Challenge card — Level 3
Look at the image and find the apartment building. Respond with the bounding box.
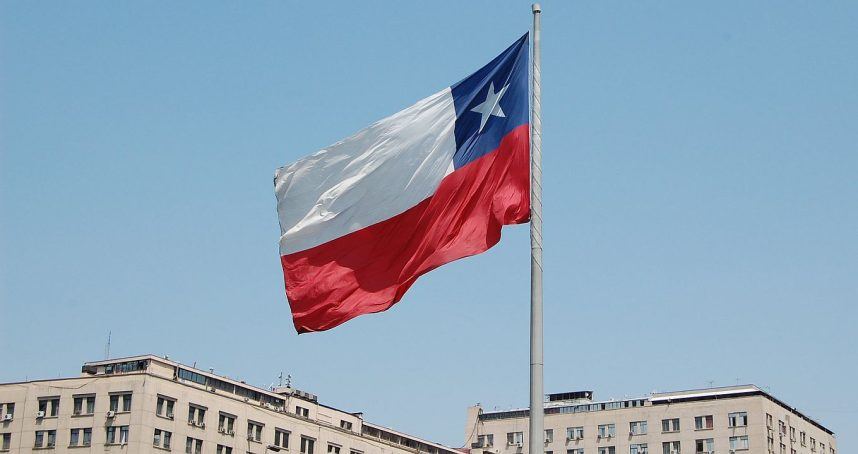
[0,354,459,454]
[464,386,835,454]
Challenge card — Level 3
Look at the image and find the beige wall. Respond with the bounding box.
[0,367,446,454]
[465,394,836,454]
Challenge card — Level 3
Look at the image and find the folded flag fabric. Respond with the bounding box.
[275,34,530,333]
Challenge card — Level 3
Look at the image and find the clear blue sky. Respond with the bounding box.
[2,0,856,450]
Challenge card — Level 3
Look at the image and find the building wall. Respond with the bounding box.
[465,394,836,454]
[0,364,447,454]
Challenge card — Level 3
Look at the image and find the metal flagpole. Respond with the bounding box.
[529,5,544,454]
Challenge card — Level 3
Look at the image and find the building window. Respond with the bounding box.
[778,421,786,436]
[296,406,310,418]
[780,443,787,454]
[38,398,60,417]
[629,421,647,436]
[69,428,92,447]
[340,420,353,431]
[106,425,129,445]
[109,393,132,413]
[72,395,95,416]
[545,429,554,443]
[154,429,172,449]
[799,432,806,446]
[789,427,795,442]
[598,447,616,454]
[0,403,14,419]
[478,434,494,448]
[766,413,773,428]
[567,450,584,454]
[247,422,263,442]
[507,432,524,446]
[630,444,647,454]
[1,433,10,451]
[810,437,817,452]
[157,396,176,419]
[728,412,748,428]
[598,424,616,438]
[35,430,56,448]
[219,413,236,435]
[695,438,714,454]
[328,444,342,454]
[661,419,680,433]
[188,405,206,427]
[185,437,203,454]
[217,445,233,454]
[791,449,796,454]
[567,427,584,440]
[274,429,290,449]
[730,436,749,451]
[662,441,680,454]
[694,415,713,430]
[301,436,315,454]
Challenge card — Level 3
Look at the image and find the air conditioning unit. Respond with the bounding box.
[515,442,523,448]
[36,411,46,418]
[106,410,116,418]
[228,430,235,436]
[167,412,174,419]
[629,432,635,437]
[1,414,12,421]
[544,438,551,444]
[200,422,206,429]
[218,427,226,434]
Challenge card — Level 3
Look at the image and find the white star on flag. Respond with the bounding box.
[470,81,510,132]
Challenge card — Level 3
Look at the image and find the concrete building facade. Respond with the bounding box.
[0,354,459,454]
[464,386,835,454]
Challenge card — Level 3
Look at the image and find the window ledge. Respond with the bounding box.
[33,447,56,450]
[662,430,680,434]
[68,445,92,449]
[70,413,94,418]
[695,428,714,431]
[156,414,175,421]
[153,445,172,451]
[248,439,262,444]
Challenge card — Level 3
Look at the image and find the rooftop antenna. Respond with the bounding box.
[707,380,715,388]
[278,371,284,387]
[104,331,112,359]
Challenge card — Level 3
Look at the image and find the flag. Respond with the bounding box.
[275,34,530,333]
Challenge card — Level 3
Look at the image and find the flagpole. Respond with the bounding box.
[529,5,544,454]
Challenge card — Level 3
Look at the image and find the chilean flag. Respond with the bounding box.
[275,34,530,333]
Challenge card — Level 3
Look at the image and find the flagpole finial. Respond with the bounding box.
[532,3,541,13]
